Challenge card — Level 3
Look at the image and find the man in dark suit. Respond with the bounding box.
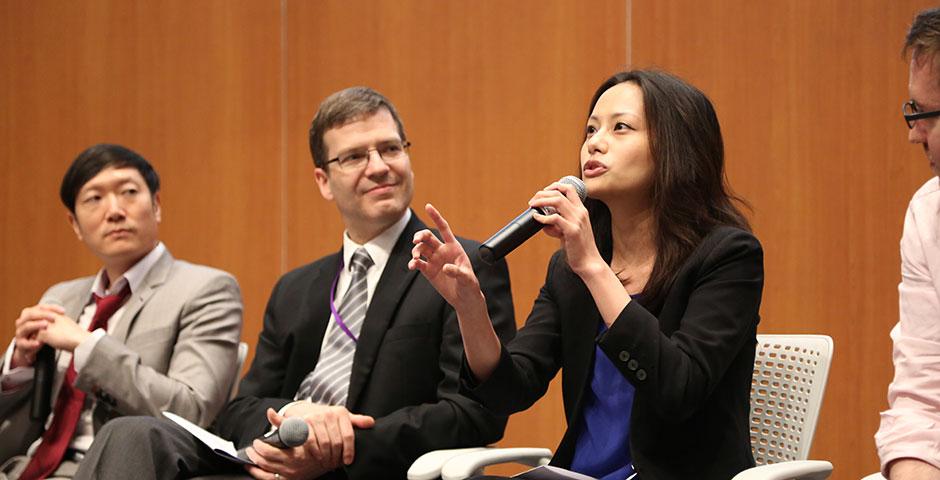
[75,87,515,480]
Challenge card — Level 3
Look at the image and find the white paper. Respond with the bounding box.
[162,411,254,465]
[513,465,598,480]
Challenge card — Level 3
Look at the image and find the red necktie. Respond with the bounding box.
[20,284,131,480]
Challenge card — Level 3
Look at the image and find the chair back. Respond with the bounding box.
[229,342,249,400]
[750,334,833,465]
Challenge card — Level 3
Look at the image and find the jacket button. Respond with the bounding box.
[627,359,639,371]
[636,369,647,381]
[618,350,630,362]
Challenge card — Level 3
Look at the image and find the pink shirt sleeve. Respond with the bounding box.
[877,179,940,474]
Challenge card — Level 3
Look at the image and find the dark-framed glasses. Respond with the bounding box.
[327,140,411,171]
[903,100,940,129]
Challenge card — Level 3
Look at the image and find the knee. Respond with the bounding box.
[97,416,165,445]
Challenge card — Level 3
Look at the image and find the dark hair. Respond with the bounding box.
[308,86,407,169]
[905,7,940,64]
[60,143,160,213]
[583,70,750,311]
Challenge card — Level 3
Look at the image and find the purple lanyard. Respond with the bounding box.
[329,258,359,343]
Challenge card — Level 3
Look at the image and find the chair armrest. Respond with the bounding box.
[407,447,489,480]
[441,447,553,480]
[860,473,886,480]
[731,460,833,480]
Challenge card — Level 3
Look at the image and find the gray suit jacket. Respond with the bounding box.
[0,249,243,463]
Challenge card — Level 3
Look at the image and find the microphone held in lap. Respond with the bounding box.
[31,298,63,421]
[236,416,309,462]
[30,346,54,420]
[260,416,309,448]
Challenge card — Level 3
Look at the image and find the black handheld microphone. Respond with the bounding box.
[479,176,587,264]
[236,416,309,462]
[31,298,62,421]
[30,345,54,420]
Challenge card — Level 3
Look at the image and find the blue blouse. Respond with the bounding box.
[569,322,636,480]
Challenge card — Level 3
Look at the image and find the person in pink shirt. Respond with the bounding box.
[876,7,940,480]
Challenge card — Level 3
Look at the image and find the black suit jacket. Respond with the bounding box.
[470,226,763,480]
[213,214,515,479]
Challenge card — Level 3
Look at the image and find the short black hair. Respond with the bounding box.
[60,144,160,213]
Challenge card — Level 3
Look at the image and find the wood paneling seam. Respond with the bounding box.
[625,0,632,67]
[280,0,289,274]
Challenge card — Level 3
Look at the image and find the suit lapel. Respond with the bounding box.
[551,271,604,465]
[60,284,91,322]
[285,254,338,394]
[561,269,601,427]
[110,250,174,343]
[345,215,423,409]
[47,278,96,403]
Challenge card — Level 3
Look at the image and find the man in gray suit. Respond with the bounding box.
[0,144,243,479]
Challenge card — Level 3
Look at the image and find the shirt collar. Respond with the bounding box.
[89,242,167,297]
[342,210,411,272]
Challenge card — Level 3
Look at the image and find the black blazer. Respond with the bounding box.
[470,226,763,480]
[214,214,516,479]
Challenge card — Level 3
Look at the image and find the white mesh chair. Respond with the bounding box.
[408,334,834,480]
[732,334,834,479]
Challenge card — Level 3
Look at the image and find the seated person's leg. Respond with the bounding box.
[74,417,244,480]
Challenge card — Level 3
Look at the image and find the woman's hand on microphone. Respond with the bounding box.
[529,181,606,279]
[409,203,485,315]
[531,182,631,328]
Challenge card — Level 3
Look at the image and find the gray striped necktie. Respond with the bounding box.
[295,247,374,405]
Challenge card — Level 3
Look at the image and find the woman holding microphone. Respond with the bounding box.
[409,70,763,480]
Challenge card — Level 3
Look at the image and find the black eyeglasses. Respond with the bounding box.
[326,140,411,172]
[903,100,940,129]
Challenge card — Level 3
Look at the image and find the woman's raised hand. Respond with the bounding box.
[408,203,485,314]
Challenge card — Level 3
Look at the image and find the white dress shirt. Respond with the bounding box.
[280,210,411,414]
[323,209,411,349]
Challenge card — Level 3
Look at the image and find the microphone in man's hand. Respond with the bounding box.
[31,298,62,421]
[30,346,54,420]
[478,176,588,264]
[259,417,309,448]
[236,416,309,462]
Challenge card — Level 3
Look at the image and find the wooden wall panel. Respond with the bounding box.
[631,1,938,477]
[22,0,931,477]
[0,1,283,368]
[2,1,629,473]
[283,0,627,472]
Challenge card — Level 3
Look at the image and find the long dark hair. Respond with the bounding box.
[583,70,750,311]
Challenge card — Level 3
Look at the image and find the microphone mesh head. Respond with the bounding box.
[560,175,587,201]
[278,417,309,447]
